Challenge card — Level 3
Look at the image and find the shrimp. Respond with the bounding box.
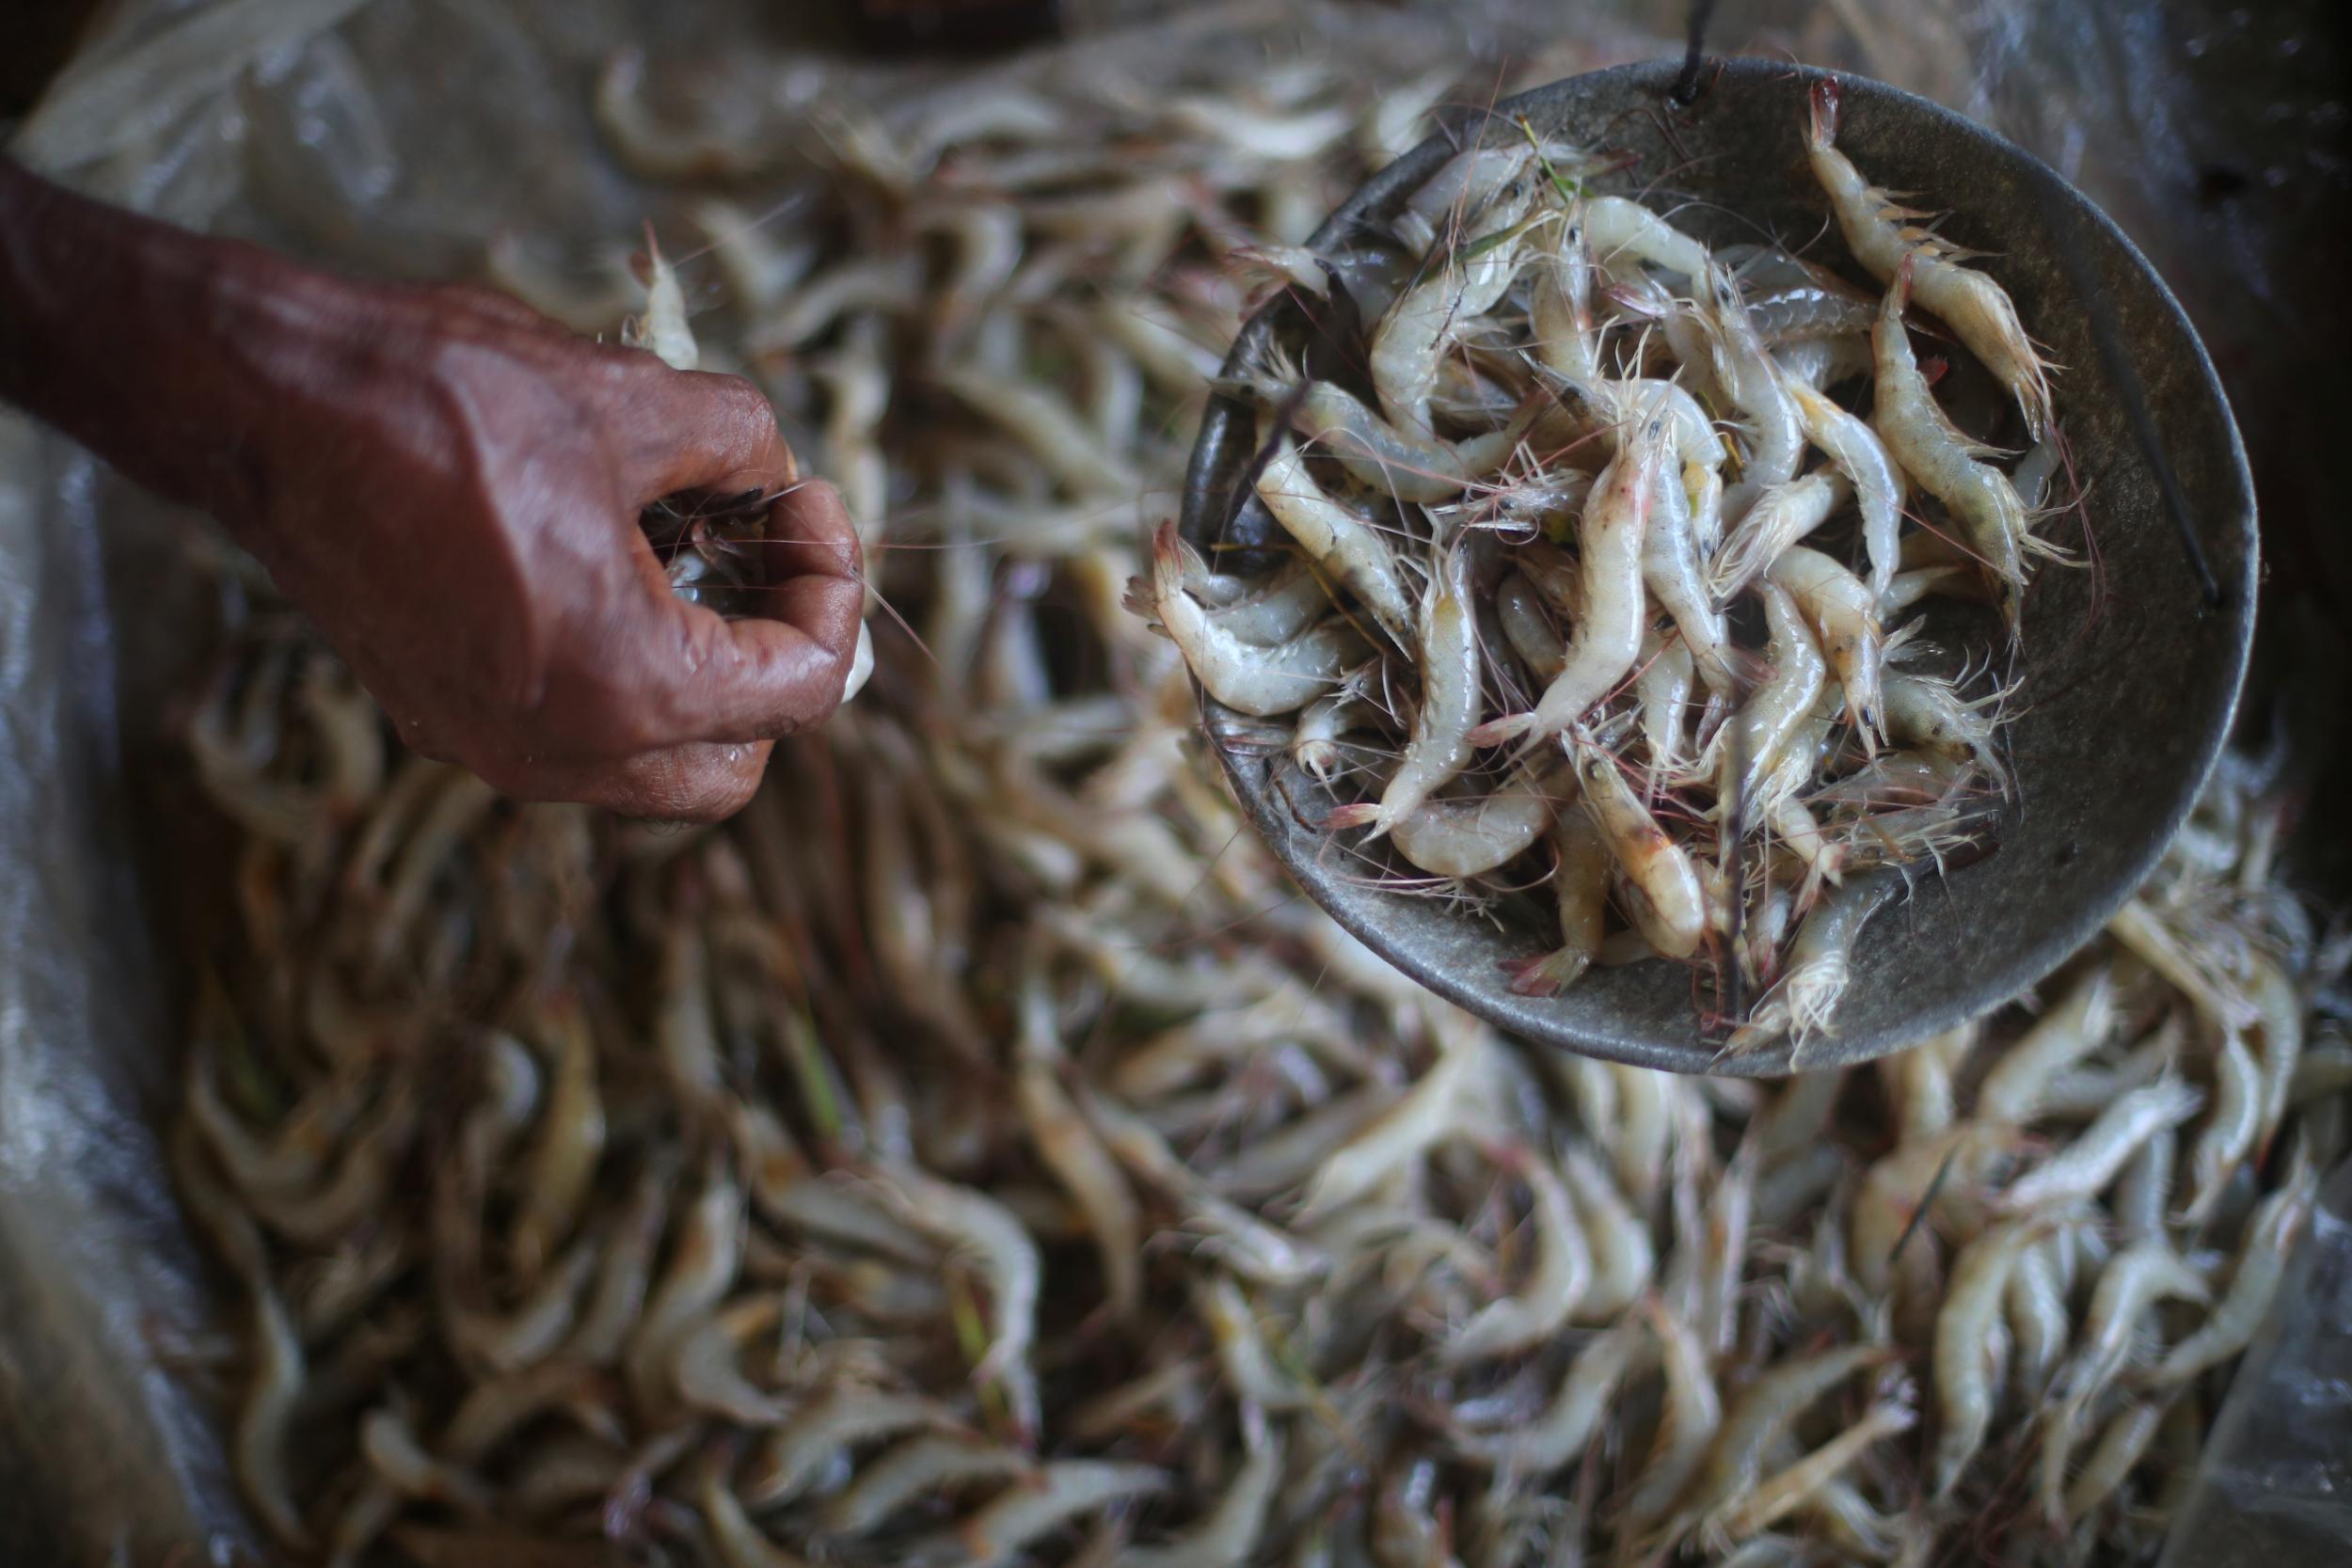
[1254,438,1417,642]
[1327,542,1483,837]
[1469,411,1666,752]
[1089,1097,1329,1289]
[1127,1409,1281,1568]
[1297,1023,1488,1220]
[2006,1240,2071,1398]
[1494,576,1566,689]
[2181,1031,2261,1224]
[740,1387,941,1510]
[1883,1025,1967,1141]
[1530,209,1600,382]
[2245,952,2303,1158]
[1388,763,1568,879]
[1194,562,1329,648]
[564,1161,670,1365]
[1528,366,1723,471]
[2149,1163,2318,1384]
[1620,1300,1723,1531]
[625,1165,744,1409]
[1444,1144,1591,1362]
[1871,260,2036,630]
[1372,201,1538,427]
[1708,471,1849,605]
[1997,1079,2202,1212]
[2059,1400,2163,1526]
[1851,1121,2012,1296]
[1881,671,2011,796]
[2106,899,2259,1033]
[1505,802,1611,996]
[1706,1401,1916,1546]
[1680,1344,1890,1525]
[867,1161,1042,1436]
[1560,1143,1655,1317]
[511,996,605,1281]
[824,1434,1035,1536]
[1773,333,1875,392]
[1014,1041,1143,1323]
[620,232,697,371]
[1767,546,1886,748]
[699,1466,813,1568]
[1806,80,2054,436]
[940,365,1139,497]
[1229,357,1521,503]
[1146,522,1367,718]
[1454,1320,1642,1473]
[1573,737,1706,959]
[1632,626,1698,786]
[2074,1240,2212,1394]
[1784,378,1906,603]
[931,1461,1170,1568]
[1726,869,1899,1061]
[1717,582,1828,817]
[235,1283,313,1549]
[358,1404,492,1512]
[1581,194,1711,278]
[1196,1275,1311,1413]
[1977,967,2118,1124]
[1292,666,1386,786]
[1931,1213,2056,1496]
[1643,437,1741,695]
[1700,261,1806,505]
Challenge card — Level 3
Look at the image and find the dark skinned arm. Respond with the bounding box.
[0,155,862,822]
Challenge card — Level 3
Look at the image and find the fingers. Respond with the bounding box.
[643,480,867,743]
[489,739,775,823]
[627,370,798,503]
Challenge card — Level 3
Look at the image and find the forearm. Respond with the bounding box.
[0,156,324,529]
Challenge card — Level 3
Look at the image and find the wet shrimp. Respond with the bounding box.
[1327,541,1483,838]
[1572,736,1706,959]
[1807,79,2055,436]
[1767,545,1887,748]
[1708,470,1851,604]
[1255,437,1418,642]
[1145,522,1368,718]
[1871,260,2037,631]
[1783,378,1906,603]
[1471,412,1668,752]
[1388,763,1569,879]
[1504,802,1611,997]
[2149,1163,2318,1384]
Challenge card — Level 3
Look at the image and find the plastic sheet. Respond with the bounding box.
[2,1,2344,1560]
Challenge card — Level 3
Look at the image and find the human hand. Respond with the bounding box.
[207,268,865,821]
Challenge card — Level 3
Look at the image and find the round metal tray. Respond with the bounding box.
[1178,57,2257,1075]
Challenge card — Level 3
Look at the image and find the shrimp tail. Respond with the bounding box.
[1806,78,1841,153]
[1470,712,1536,750]
[1501,949,1590,998]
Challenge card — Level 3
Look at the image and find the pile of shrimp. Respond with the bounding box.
[166,30,2342,1568]
[1158,79,2070,1055]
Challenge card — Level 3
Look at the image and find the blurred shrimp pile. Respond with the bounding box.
[168,34,2346,1568]
[1173,79,2066,1055]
